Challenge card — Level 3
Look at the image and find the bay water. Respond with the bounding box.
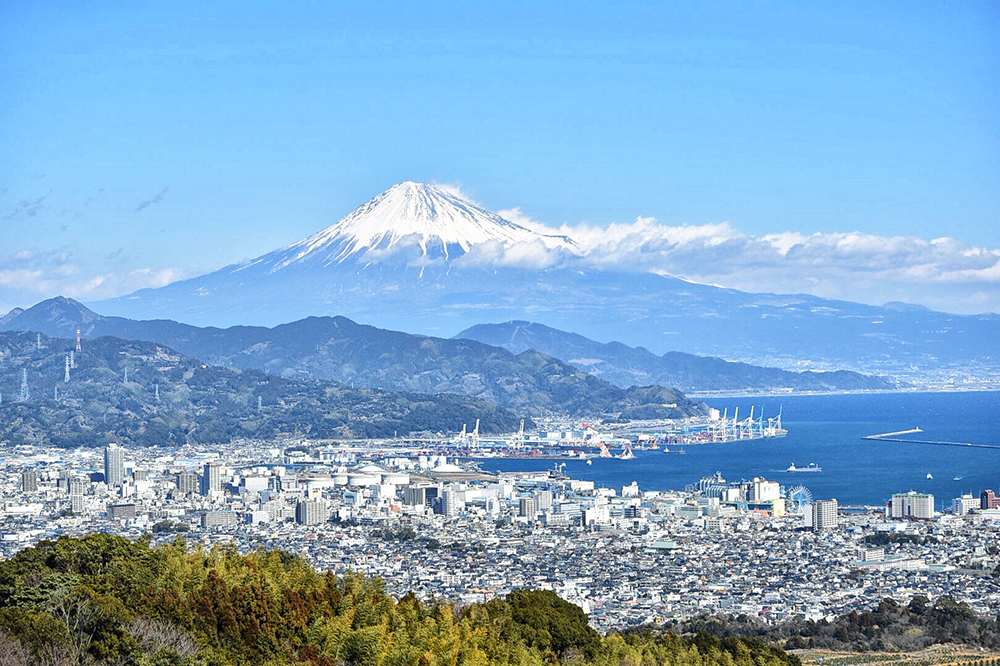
[478,391,1000,507]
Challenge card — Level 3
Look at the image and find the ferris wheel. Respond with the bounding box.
[786,485,814,514]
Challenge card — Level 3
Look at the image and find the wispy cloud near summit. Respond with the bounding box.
[491,203,1000,314]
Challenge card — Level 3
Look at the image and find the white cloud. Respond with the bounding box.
[0,268,45,290]
[458,238,570,270]
[4,189,997,316]
[0,248,187,312]
[496,207,549,233]
[431,181,468,199]
[483,207,1000,314]
[762,231,809,257]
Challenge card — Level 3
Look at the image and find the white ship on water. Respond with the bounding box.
[786,462,822,473]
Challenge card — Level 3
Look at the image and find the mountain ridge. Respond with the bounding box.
[1,298,710,419]
[81,181,1000,376]
[454,320,899,393]
[0,330,526,447]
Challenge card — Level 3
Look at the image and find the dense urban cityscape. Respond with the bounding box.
[3,436,998,633]
[4,4,998,663]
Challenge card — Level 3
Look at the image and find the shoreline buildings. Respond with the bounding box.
[1,440,998,630]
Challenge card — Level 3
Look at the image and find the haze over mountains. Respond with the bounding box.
[455,321,897,393]
[2,297,895,409]
[93,182,998,377]
[0,299,710,420]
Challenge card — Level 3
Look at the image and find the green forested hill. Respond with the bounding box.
[653,596,1000,652]
[3,298,712,419]
[0,331,524,447]
[0,534,802,666]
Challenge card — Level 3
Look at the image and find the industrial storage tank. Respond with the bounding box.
[347,473,380,487]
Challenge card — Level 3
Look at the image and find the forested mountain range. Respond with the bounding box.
[2,298,709,419]
[0,331,523,447]
[456,321,898,392]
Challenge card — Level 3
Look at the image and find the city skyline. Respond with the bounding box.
[2,430,997,635]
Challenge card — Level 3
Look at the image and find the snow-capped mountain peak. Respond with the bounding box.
[264,181,573,269]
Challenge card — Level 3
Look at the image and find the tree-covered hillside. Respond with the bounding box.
[3,299,712,418]
[0,534,803,666]
[651,596,1000,652]
[0,331,524,447]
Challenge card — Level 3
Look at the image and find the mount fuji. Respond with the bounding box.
[96,182,999,376]
[255,181,574,269]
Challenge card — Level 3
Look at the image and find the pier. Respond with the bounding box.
[865,427,923,438]
[862,428,1000,450]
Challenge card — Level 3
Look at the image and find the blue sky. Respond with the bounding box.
[2,1,998,314]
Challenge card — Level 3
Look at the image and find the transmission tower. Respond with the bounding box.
[64,354,71,383]
[19,369,29,402]
[75,328,82,353]
[36,333,42,350]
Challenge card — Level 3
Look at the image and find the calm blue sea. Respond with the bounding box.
[478,391,1000,508]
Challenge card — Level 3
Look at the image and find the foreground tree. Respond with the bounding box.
[0,534,803,666]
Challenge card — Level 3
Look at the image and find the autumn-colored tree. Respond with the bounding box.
[0,534,806,666]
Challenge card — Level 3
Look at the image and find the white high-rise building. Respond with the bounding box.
[890,491,934,519]
[104,444,125,488]
[812,499,838,531]
[200,461,221,496]
[440,488,463,517]
[750,477,781,502]
[175,472,198,495]
[951,494,979,515]
[21,470,38,493]
[295,500,328,525]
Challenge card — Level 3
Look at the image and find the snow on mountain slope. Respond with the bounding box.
[93,181,999,377]
[247,182,574,271]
